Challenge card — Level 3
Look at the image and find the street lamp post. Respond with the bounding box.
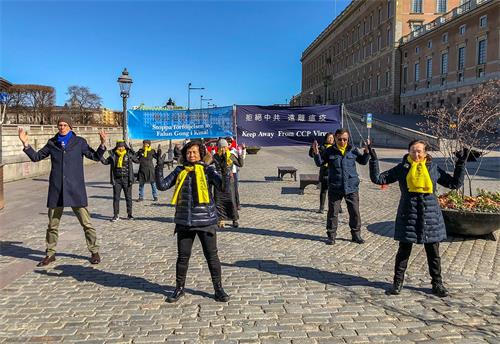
[117,68,133,141]
[200,95,213,113]
[187,82,204,110]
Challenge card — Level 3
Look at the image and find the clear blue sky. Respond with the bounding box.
[1,0,350,110]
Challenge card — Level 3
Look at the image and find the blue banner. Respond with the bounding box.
[128,106,234,140]
[235,105,342,146]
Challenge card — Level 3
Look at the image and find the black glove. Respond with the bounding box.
[368,145,378,160]
[455,147,470,163]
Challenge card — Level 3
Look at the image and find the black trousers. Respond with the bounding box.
[319,178,328,211]
[176,230,222,287]
[394,242,442,284]
[113,178,132,216]
[326,191,361,236]
[234,172,240,207]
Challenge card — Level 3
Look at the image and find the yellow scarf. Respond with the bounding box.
[143,146,152,157]
[406,156,433,193]
[171,164,210,205]
[116,149,127,168]
[337,144,347,156]
[323,144,332,166]
[218,149,233,166]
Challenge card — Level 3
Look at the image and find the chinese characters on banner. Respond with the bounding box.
[235,105,342,146]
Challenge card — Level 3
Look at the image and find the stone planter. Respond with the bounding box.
[441,208,499,238]
[246,147,261,155]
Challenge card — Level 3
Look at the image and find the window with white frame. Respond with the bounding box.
[479,15,487,28]
[427,40,432,49]
[426,58,432,79]
[441,52,448,74]
[436,0,447,13]
[414,62,420,82]
[442,32,448,43]
[459,24,466,35]
[458,46,465,70]
[416,46,420,53]
[477,38,487,64]
[387,0,392,18]
[412,0,423,13]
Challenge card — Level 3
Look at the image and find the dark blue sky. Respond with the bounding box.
[1,0,350,110]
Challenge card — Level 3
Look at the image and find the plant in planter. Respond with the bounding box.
[246,146,261,154]
[419,79,500,239]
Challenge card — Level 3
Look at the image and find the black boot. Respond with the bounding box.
[351,231,365,244]
[431,282,449,297]
[213,282,230,302]
[166,285,185,303]
[387,278,404,295]
[326,232,335,245]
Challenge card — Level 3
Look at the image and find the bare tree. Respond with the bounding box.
[66,86,102,125]
[419,79,500,196]
[6,85,55,124]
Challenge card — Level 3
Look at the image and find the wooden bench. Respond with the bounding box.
[299,174,319,194]
[277,166,297,181]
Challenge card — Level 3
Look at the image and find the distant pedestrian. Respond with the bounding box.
[228,137,246,210]
[309,132,334,213]
[101,140,139,221]
[136,140,158,202]
[212,139,244,228]
[155,141,230,303]
[18,117,107,266]
[368,140,467,297]
[312,128,370,245]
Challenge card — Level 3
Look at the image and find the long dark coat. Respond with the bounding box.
[314,144,369,194]
[156,162,223,228]
[136,148,157,184]
[23,133,105,208]
[309,144,329,182]
[101,149,139,185]
[369,154,465,244]
[212,153,243,221]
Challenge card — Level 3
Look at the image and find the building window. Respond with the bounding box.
[414,62,420,82]
[387,29,392,46]
[378,35,382,51]
[427,40,432,49]
[477,67,485,78]
[403,66,408,84]
[442,33,448,43]
[426,58,432,79]
[416,46,420,53]
[477,38,487,64]
[458,46,465,70]
[436,0,447,13]
[441,52,448,74]
[459,25,466,35]
[385,70,390,88]
[411,0,423,13]
[378,8,382,24]
[479,15,487,28]
[377,74,381,90]
[458,72,464,82]
[387,0,392,18]
[368,78,371,93]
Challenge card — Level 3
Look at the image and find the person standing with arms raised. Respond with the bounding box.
[312,128,370,245]
[18,117,107,266]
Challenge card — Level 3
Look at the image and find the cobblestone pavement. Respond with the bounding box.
[0,146,499,344]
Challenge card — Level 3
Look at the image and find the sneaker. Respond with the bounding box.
[127,215,135,220]
[110,215,119,222]
[232,221,239,228]
[153,197,158,202]
[137,198,144,202]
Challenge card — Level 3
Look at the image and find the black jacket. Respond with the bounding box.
[101,149,139,185]
[156,162,224,228]
[23,133,105,208]
[309,145,330,181]
[314,144,369,194]
[369,154,465,244]
[136,148,157,183]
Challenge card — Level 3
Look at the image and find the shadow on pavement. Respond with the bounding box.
[240,203,312,212]
[222,226,328,243]
[264,176,282,182]
[34,264,214,299]
[223,259,390,291]
[281,187,303,195]
[366,221,394,238]
[0,241,89,262]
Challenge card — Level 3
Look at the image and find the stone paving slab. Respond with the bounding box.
[0,146,499,343]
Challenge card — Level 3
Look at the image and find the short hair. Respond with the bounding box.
[181,141,207,162]
[335,128,350,136]
[323,132,335,142]
[408,139,428,151]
